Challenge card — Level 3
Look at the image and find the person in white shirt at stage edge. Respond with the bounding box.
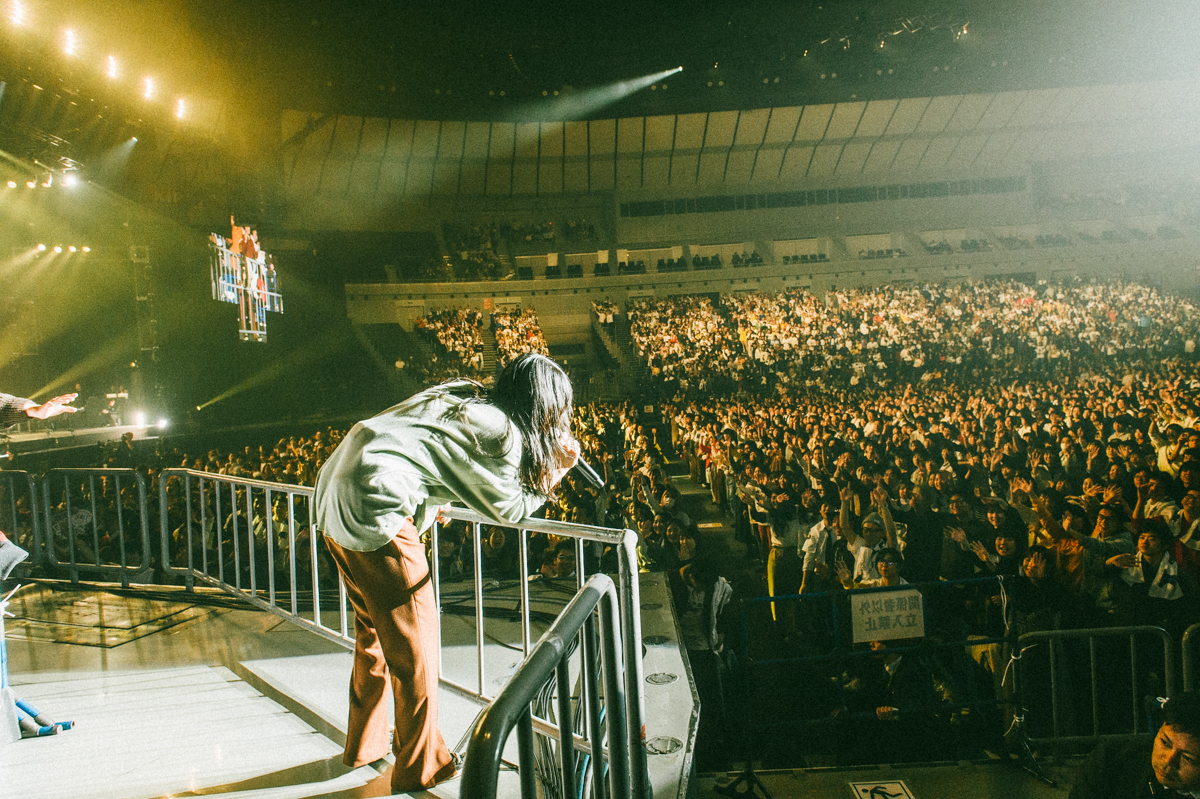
[314,353,580,793]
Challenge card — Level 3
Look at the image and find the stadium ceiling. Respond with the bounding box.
[277,80,1200,206]
[3,0,1200,220]
[5,0,1200,125]
[218,0,1200,120]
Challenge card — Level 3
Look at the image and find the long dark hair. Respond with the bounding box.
[491,353,574,497]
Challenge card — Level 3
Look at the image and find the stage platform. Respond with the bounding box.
[1,423,159,457]
[1,572,697,799]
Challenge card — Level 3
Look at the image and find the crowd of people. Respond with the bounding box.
[629,281,1200,399]
[492,307,549,366]
[409,305,552,375]
[414,308,486,376]
[592,300,618,325]
[640,278,1200,763]
[13,274,1200,772]
[442,224,509,282]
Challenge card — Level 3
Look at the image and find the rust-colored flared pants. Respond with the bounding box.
[325,523,455,792]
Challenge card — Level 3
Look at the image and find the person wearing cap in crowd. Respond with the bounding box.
[1069,693,1200,798]
[836,483,899,586]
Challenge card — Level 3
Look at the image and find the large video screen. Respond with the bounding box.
[208,217,283,342]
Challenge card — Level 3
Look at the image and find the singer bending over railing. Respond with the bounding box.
[312,353,582,793]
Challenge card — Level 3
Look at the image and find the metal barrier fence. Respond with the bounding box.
[0,470,40,569]
[1181,623,1200,692]
[734,577,1010,744]
[461,573,630,799]
[733,576,1179,762]
[40,468,153,587]
[1015,625,1176,749]
[155,468,651,799]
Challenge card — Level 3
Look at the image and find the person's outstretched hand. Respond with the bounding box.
[25,393,79,419]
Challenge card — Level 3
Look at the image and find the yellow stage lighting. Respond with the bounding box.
[143,77,154,100]
[107,55,118,79]
[53,245,62,253]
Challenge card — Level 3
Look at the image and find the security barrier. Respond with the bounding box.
[461,573,631,799]
[1178,622,1200,691]
[0,470,40,570]
[1015,625,1176,749]
[40,468,152,587]
[155,468,651,799]
[731,576,1177,767]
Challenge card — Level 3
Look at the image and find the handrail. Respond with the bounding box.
[0,470,41,569]
[156,468,651,798]
[41,467,152,587]
[461,573,630,799]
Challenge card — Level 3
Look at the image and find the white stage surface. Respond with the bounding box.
[1,572,697,799]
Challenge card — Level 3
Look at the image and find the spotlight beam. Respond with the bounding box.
[196,329,352,410]
[507,66,683,123]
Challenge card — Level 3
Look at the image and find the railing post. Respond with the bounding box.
[617,528,650,799]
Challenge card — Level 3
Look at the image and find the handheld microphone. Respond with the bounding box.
[573,457,605,488]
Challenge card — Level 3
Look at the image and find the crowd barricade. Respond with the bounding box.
[1178,622,1200,691]
[0,470,41,570]
[1014,625,1176,750]
[461,573,631,799]
[157,468,651,799]
[733,576,1178,765]
[40,468,152,587]
[732,576,1011,766]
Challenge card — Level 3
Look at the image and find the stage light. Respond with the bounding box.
[36,244,45,251]
[68,246,76,253]
[61,172,78,187]
[53,246,62,253]
[135,412,145,427]
[107,55,118,79]
[175,98,185,119]
[157,419,168,430]
[131,136,138,143]
[5,181,14,188]
[10,1,23,26]
[64,29,77,56]
[82,246,90,252]
[25,181,34,188]
[143,77,154,100]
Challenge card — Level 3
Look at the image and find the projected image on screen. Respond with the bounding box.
[208,217,283,342]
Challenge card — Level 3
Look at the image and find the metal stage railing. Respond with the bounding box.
[40,468,153,587]
[0,470,40,569]
[461,573,630,799]
[154,468,651,799]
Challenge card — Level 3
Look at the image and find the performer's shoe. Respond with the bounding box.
[390,751,460,794]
